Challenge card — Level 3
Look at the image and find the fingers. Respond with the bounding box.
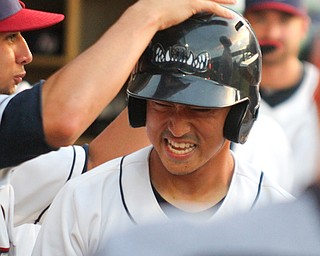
[131,0,237,32]
[201,0,236,19]
[211,0,236,3]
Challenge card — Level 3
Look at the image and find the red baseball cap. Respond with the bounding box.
[244,0,308,17]
[0,0,64,33]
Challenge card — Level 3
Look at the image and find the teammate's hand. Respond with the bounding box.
[132,0,236,31]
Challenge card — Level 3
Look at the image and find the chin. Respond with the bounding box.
[0,86,15,95]
[165,165,196,176]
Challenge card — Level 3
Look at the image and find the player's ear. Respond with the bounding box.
[301,16,311,40]
[128,97,146,127]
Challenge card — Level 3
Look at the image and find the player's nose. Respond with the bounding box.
[167,107,191,137]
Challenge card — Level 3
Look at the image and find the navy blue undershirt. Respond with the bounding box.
[0,81,56,169]
[152,184,224,220]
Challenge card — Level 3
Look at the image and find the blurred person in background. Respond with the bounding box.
[244,0,320,196]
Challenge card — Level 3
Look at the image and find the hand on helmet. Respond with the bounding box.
[132,0,236,31]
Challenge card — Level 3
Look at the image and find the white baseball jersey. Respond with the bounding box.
[233,113,295,193]
[0,146,86,256]
[33,146,294,256]
[260,62,320,195]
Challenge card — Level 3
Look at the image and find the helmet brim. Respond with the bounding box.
[127,73,244,108]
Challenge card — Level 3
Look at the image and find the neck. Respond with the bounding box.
[261,58,303,90]
[149,144,234,212]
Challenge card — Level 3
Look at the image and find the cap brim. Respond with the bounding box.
[245,2,307,17]
[0,8,64,33]
[128,73,242,108]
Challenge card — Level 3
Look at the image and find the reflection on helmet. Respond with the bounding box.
[127,11,261,144]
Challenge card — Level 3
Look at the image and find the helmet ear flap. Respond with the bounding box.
[224,101,249,144]
[128,96,147,128]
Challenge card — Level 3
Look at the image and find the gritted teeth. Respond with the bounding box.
[167,139,196,155]
[168,140,195,149]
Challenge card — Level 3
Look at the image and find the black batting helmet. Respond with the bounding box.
[127,10,261,144]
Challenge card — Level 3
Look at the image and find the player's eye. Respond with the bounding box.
[190,107,211,113]
[153,101,172,108]
[149,100,173,112]
[6,33,18,42]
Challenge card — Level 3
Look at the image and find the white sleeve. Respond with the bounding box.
[0,94,13,124]
[31,180,89,256]
[10,145,86,225]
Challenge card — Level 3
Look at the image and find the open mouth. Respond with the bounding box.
[259,40,282,54]
[166,139,196,155]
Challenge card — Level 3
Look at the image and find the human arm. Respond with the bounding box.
[87,107,150,169]
[41,0,236,148]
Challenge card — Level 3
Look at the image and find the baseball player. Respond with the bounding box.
[244,0,320,195]
[32,12,294,256]
[0,0,236,255]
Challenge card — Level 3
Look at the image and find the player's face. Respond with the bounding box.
[0,32,32,95]
[246,10,309,65]
[146,100,230,176]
